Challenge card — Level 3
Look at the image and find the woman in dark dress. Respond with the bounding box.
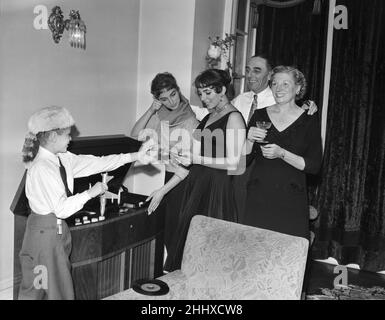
[165,69,246,271]
[243,66,322,240]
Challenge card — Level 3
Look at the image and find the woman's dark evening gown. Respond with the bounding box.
[243,108,322,240]
[162,171,187,255]
[164,111,240,271]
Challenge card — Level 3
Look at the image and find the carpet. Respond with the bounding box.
[306,285,385,300]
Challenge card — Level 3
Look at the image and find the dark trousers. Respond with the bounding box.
[18,213,74,300]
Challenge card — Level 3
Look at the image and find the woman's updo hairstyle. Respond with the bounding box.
[270,66,307,100]
[194,69,232,95]
[151,72,180,99]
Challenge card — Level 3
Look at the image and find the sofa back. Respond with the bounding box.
[181,215,309,300]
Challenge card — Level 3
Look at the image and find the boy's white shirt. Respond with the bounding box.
[26,146,135,219]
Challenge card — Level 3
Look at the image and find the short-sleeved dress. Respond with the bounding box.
[243,108,322,240]
[164,111,241,271]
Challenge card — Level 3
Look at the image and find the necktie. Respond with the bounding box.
[247,94,258,124]
[58,158,73,197]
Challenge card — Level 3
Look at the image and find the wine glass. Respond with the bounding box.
[255,121,271,144]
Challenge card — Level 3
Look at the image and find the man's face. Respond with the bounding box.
[245,57,271,94]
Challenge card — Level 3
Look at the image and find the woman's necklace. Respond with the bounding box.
[213,102,230,115]
[206,103,231,127]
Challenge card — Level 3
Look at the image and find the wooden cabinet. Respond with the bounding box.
[70,200,164,300]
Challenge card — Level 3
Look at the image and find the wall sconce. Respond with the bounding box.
[48,6,86,50]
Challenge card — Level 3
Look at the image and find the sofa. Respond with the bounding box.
[105,215,309,300]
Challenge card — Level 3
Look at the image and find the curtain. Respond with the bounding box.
[255,0,329,106]
[312,0,385,272]
[255,0,385,272]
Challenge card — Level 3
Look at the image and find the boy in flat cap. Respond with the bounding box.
[18,106,154,300]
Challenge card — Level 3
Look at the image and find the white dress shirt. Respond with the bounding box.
[26,146,136,219]
[232,87,276,122]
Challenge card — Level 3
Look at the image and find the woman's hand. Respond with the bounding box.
[260,144,284,159]
[248,126,267,143]
[146,189,165,215]
[137,138,158,164]
[170,138,201,166]
[171,149,194,167]
[150,99,162,113]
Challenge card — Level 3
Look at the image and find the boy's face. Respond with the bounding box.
[54,128,72,153]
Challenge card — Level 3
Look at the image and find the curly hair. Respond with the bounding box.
[22,128,69,164]
[151,72,180,98]
[270,66,307,100]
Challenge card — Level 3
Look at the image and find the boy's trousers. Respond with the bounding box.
[18,213,74,300]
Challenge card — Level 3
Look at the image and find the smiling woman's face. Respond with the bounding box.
[157,88,181,110]
[270,72,300,105]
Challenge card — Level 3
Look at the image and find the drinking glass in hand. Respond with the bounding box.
[255,121,272,144]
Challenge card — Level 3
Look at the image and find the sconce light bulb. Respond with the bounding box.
[49,6,86,49]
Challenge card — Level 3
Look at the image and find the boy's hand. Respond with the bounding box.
[87,182,108,198]
[137,138,157,164]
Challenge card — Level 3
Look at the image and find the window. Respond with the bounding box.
[231,0,256,96]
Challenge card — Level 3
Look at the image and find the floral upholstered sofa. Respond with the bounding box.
[106,215,309,300]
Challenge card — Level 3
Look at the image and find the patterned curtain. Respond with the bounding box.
[312,0,385,272]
